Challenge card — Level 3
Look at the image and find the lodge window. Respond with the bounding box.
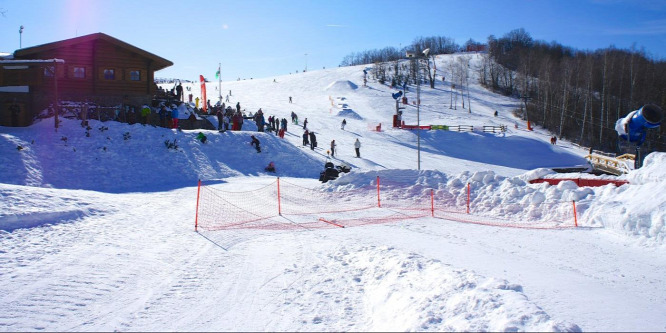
[44,66,55,78]
[103,69,115,80]
[130,70,141,81]
[73,66,85,79]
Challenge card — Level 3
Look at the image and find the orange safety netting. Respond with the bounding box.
[195,178,578,232]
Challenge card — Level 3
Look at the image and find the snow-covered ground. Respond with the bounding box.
[1,53,665,332]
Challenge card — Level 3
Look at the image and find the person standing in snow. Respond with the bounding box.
[216,109,225,131]
[171,104,180,129]
[309,131,317,150]
[140,104,151,125]
[232,111,243,131]
[176,82,183,101]
[281,118,288,133]
[303,118,308,129]
[354,138,361,158]
[236,102,241,113]
[303,130,309,146]
[330,139,337,157]
[254,108,265,132]
[341,119,347,130]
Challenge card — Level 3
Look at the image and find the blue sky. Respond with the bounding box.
[2,0,666,81]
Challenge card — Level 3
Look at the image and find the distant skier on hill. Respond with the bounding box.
[341,119,347,130]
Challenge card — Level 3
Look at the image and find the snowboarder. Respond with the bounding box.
[330,140,337,157]
[196,132,207,144]
[250,135,261,153]
[341,119,347,130]
[265,161,276,173]
[354,138,361,158]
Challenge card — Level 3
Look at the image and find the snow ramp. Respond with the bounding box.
[325,80,358,92]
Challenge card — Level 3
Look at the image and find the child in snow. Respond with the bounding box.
[251,135,261,153]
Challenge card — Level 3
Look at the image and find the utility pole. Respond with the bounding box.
[19,25,24,49]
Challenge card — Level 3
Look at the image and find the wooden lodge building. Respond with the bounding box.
[0,33,173,127]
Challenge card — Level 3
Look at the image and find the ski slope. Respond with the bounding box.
[1,53,665,332]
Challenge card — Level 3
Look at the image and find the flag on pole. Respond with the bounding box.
[215,66,220,79]
[200,75,208,113]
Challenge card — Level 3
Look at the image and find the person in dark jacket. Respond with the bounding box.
[250,135,261,153]
[302,130,309,146]
[176,82,183,101]
[216,109,225,131]
[309,131,317,150]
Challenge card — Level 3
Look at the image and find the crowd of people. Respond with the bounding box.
[151,85,364,175]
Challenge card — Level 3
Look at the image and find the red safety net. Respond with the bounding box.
[195,178,579,232]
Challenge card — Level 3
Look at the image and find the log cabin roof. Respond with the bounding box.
[14,32,173,71]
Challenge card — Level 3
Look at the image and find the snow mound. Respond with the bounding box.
[337,108,363,120]
[325,80,358,91]
[313,245,580,332]
[583,152,666,245]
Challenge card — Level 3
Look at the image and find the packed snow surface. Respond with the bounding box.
[1,54,665,332]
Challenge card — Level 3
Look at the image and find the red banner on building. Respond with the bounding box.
[200,75,207,113]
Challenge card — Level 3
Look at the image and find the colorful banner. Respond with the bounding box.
[200,75,207,113]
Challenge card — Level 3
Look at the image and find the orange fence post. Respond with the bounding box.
[195,179,201,232]
[466,183,471,214]
[377,176,381,207]
[572,200,578,227]
[431,189,434,217]
[277,177,282,216]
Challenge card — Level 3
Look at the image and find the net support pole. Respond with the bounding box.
[277,177,282,216]
[466,183,471,214]
[194,179,201,232]
[572,200,578,227]
[377,176,381,208]
[431,189,434,217]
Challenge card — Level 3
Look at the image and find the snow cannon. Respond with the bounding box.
[615,104,663,146]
